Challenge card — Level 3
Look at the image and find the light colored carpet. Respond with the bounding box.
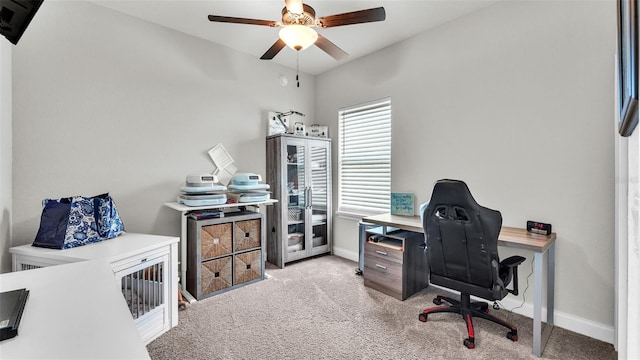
[147,255,617,360]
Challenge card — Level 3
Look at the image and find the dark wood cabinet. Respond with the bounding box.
[187,212,264,300]
[363,227,429,300]
[266,134,332,268]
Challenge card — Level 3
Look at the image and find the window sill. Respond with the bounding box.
[336,210,387,221]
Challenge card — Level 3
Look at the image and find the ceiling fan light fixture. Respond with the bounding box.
[279,25,318,51]
[285,0,304,14]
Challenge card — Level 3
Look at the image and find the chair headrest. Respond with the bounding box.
[429,179,478,211]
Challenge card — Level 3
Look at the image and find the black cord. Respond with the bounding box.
[496,257,533,313]
[296,51,300,88]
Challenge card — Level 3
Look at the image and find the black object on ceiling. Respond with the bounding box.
[0,0,43,45]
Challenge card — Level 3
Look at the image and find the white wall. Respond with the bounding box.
[615,120,639,357]
[8,2,315,251]
[0,39,12,273]
[624,129,639,358]
[317,0,616,342]
[5,0,623,345]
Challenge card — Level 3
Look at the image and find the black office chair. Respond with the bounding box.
[418,179,525,349]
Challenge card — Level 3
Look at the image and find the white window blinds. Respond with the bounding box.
[338,98,391,215]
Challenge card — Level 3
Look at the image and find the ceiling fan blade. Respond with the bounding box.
[314,34,348,61]
[260,39,287,60]
[316,7,386,28]
[208,15,278,27]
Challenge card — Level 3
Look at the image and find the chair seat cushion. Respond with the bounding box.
[430,273,508,301]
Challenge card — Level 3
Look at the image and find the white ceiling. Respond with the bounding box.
[89,0,500,75]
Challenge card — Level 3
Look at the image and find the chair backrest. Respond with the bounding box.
[422,179,502,290]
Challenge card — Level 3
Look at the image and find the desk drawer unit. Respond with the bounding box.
[364,242,404,300]
[362,230,429,301]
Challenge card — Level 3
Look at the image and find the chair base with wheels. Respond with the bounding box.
[418,293,518,349]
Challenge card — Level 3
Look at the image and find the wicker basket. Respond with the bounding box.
[200,256,232,295]
[201,223,233,259]
[233,219,261,251]
[234,250,262,285]
[288,208,302,221]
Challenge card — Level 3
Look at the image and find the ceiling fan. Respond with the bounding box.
[207,0,386,61]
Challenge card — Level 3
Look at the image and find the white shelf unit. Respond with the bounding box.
[10,232,179,345]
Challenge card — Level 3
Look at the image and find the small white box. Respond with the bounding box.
[309,124,328,138]
[294,122,306,136]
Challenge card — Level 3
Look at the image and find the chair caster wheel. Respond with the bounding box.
[463,338,475,349]
[507,331,518,342]
[433,297,442,305]
[418,313,428,322]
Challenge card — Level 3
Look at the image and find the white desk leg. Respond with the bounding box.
[547,243,555,327]
[180,212,187,287]
[543,244,555,347]
[179,212,196,303]
[533,246,555,357]
[533,251,543,356]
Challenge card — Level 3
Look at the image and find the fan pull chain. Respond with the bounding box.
[296,51,300,88]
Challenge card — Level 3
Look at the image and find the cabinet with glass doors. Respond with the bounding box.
[266,134,332,268]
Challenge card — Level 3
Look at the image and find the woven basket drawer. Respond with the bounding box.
[201,223,232,259]
[233,219,261,251]
[234,250,262,285]
[200,256,232,295]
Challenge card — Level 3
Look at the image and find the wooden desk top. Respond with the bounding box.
[362,213,556,253]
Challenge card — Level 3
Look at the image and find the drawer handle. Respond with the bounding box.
[375,250,388,256]
[140,258,147,263]
[375,264,387,270]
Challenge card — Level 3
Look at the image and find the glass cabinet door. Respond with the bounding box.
[286,143,306,257]
[309,144,329,252]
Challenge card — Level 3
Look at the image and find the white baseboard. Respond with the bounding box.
[498,296,614,344]
[332,247,358,263]
[332,246,615,345]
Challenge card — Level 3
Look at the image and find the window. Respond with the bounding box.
[338,98,391,216]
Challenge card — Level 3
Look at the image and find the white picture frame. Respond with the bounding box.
[267,111,289,135]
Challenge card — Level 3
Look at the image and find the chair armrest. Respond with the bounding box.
[501,255,525,268]
[501,255,526,296]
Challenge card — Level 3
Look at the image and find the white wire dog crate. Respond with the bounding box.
[10,233,179,344]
